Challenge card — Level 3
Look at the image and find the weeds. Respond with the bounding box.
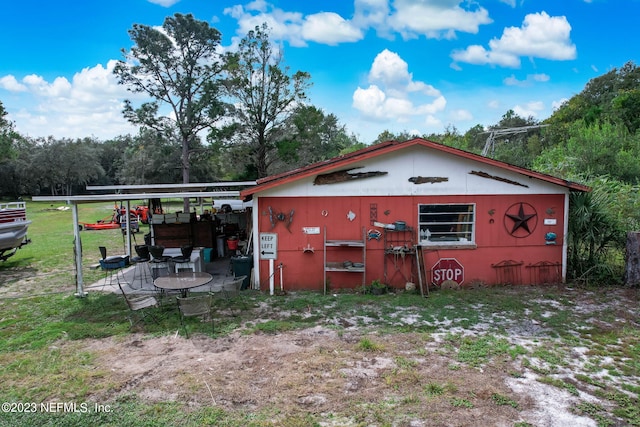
[574,402,614,427]
[491,393,519,409]
[424,382,445,397]
[357,337,384,352]
[450,397,473,408]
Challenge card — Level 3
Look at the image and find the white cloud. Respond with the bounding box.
[224,3,306,47]
[450,109,473,122]
[2,61,139,139]
[147,0,180,6]
[552,98,569,111]
[353,84,386,119]
[352,49,446,124]
[227,3,363,48]
[23,75,72,98]
[353,0,389,29]
[532,73,550,82]
[368,49,441,98]
[424,115,442,128]
[451,11,576,68]
[227,0,493,47]
[504,75,521,86]
[504,73,550,86]
[387,0,492,39]
[513,101,545,118]
[302,12,363,45]
[0,75,27,92]
[246,0,269,12]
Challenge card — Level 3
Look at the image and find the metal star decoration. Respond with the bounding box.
[505,202,537,236]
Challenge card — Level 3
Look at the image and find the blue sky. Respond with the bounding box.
[1,0,638,144]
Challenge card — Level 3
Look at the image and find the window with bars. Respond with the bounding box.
[418,204,475,246]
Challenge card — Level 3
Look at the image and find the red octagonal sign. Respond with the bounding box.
[431,258,464,286]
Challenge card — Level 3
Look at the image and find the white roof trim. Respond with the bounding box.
[33,191,240,204]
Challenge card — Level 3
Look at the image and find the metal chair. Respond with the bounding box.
[130,244,152,289]
[176,294,214,338]
[211,275,247,316]
[98,246,127,290]
[148,245,170,279]
[172,245,194,273]
[118,282,160,328]
[220,275,247,301]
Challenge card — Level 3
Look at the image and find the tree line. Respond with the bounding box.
[1,13,640,285]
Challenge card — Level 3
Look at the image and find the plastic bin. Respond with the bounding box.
[227,237,239,250]
[231,255,253,289]
[203,248,213,263]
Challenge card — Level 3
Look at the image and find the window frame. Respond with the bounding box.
[418,203,476,247]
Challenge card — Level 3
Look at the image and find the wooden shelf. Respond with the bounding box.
[325,240,365,247]
[325,262,366,272]
[324,227,366,294]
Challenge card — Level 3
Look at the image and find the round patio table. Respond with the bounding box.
[153,271,213,297]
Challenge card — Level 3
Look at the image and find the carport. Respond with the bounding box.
[33,182,255,297]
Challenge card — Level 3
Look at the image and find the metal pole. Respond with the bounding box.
[72,204,86,297]
[125,200,132,257]
[269,259,275,295]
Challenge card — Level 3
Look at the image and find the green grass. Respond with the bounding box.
[453,334,514,367]
[0,201,148,292]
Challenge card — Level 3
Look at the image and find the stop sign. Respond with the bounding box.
[431,258,464,286]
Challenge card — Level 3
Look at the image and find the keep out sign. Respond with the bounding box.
[431,258,464,286]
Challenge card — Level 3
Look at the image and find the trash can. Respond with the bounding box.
[203,248,213,263]
[216,235,225,258]
[231,255,253,290]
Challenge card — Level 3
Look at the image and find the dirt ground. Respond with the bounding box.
[80,330,581,426]
[69,287,639,427]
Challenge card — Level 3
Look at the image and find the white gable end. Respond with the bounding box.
[258,145,568,197]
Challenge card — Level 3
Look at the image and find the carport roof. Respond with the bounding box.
[33,181,256,204]
[33,191,241,204]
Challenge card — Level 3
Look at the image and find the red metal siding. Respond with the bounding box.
[257,194,565,291]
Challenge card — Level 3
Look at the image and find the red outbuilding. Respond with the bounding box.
[240,138,590,293]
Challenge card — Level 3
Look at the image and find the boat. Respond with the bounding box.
[0,201,32,261]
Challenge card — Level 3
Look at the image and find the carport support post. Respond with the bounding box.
[269,259,275,296]
[125,200,132,257]
[72,204,86,297]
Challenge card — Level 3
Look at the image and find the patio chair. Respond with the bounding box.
[211,275,247,315]
[148,245,170,279]
[176,294,214,338]
[118,282,160,328]
[171,245,194,273]
[98,246,128,290]
[221,275,247,300]
[130,244,151,289]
